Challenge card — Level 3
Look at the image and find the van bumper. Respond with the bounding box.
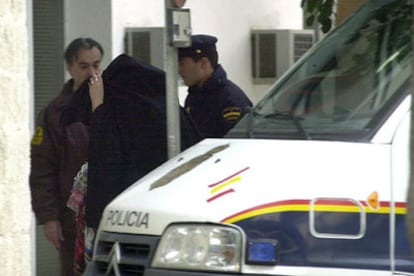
[84,262,257,276]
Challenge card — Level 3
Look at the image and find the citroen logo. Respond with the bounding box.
[106,242,121,276]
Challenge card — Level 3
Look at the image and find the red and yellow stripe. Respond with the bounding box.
[222,199,406,224]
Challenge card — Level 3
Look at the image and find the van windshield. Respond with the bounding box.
[228,0,412,141]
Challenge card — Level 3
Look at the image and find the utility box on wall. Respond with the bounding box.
[124,27,165,70]
[251,29,315,83]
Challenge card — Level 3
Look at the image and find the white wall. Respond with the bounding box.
[66,0,304,103]
[65,0,306,103]
[0,0,32,275]
[183,0,303,103]
[111,0,165,59]
[111,0,304,104]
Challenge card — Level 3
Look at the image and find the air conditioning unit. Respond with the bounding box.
[251,29,315,83]
[124,27,165,70]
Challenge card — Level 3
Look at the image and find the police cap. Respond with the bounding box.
[178,34,218,66]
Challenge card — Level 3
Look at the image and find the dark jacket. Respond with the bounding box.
[29,80,88,236]
[62,54,201,228]
[184,64,253,138]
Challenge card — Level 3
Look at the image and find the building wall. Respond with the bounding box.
[0,0,32,275]
[109,0,304,104]
[183,0,304,103]
[54,0,367,109]
[65,0,304,104]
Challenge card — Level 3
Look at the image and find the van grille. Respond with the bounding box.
[92,231,159,275]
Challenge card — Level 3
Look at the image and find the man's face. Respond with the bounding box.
[178,57,204,87]
[66,46,103,90]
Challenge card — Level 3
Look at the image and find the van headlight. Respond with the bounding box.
[152,224,242,272]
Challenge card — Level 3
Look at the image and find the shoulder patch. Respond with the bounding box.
[31,126,44,145]
[222,107,242,122]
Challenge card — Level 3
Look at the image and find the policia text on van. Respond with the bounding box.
[85,0,414,275]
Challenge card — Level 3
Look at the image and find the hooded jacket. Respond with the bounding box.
[62,54,201,228]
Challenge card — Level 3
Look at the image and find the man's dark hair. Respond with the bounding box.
[64,37,104,64]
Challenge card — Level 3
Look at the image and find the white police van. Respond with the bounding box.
[85,0,414,275]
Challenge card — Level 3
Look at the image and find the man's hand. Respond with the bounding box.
[44,220,64,249]
[88,73,104,111]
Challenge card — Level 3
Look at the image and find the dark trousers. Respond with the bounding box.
[59,229,76,276]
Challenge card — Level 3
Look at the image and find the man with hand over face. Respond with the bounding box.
[29,37,104,276]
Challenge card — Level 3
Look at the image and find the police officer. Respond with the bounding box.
[178,34,253,138]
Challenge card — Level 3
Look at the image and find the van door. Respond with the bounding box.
[390,102,414,274]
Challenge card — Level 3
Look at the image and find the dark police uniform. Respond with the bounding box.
[179,35,253,138]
